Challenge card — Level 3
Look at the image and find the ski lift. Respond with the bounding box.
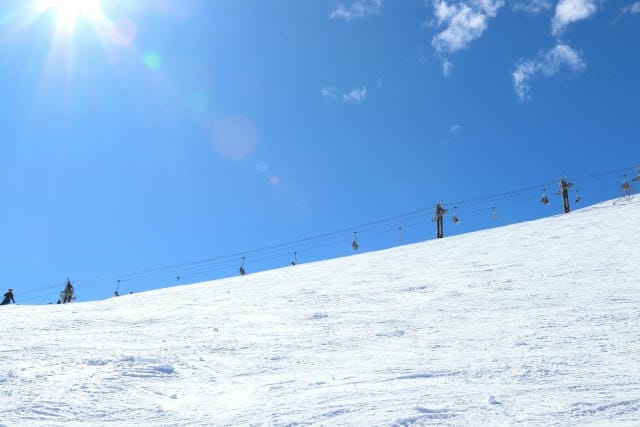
[540,189,549,205]
[352,232,359,251]
[239,257,246,276]
[60,278,75,304]
[434,203,447,218]
[114,279,121,297]
[633,166,640,182]
[491,206,497,221]
[397,227,404,242]
[452,206,460,224]
[291,251,297,266]
[557,176,573,214]
[621,175,631,193]
[557,177,573,192]
[176,275,180,283]
[575,190,581,204]
[434,202,447,239]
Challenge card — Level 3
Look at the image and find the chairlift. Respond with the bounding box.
[540,189,549,205]
[491,206,497,221]
[434,203,447,218]
[555,178,573,195]
[114,279,121,297]
[239,256,246,276]
[60,278,75,304]
[291,251,297,266]
[434,202,447,239]
[397,227,404,242]
[452,206,460,224]
[559,177,573,190]
[558,176,573,214]
[575,190,581,204]
[621,175,631,193]
[352,232,359,251]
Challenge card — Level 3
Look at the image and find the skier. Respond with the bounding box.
[1,288,15,305]
[61,279,74,304]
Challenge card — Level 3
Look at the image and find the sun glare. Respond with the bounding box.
[35,0,105,33]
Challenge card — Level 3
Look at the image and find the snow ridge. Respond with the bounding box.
[1,198,639,425]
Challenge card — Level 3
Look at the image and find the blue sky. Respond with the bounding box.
[0,0,638,304]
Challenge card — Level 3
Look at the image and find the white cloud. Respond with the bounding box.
[450,124,463,133]
[512,44,586,100]
[620,1,640,15]
[431,0,505,54]
[321,85,368,103]
[321,86,339,102]
[330,0,383,22]
[442,58,453,76]
[343,86,368,103]
[551,0,597,35]
[512,0,552,14]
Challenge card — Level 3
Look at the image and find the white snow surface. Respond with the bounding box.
[1,198,640,426]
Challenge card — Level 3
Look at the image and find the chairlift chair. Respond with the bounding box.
[239,257,246,276]
[621,175,631,193]
[352,232,359,251]
[540,189,549,205]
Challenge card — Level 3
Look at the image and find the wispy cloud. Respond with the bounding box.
[450,124,463,133]
[512,0,552,14]
[512,44,586,101]
[343,86,368,103]
[551,0,597,35]
[321,86,340,102]
[441,58,453,76]
[441,123,464,146]
[620,1,640,15]
[431,0,505,54]
[330,0,383,22]
[321,86,368,103]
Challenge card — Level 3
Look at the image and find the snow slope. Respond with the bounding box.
[1,198,639,426]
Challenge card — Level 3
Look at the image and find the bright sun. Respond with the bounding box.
[35,0,105,33]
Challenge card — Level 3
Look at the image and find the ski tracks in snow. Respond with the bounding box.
[1,199,640,425]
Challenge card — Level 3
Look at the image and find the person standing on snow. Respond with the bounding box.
[1,288,15,305]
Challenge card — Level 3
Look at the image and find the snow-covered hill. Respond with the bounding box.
[1,198,639,426]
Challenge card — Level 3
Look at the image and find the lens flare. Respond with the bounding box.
[108,18,138,47]
[143,52,163,70]
[211,116,258,160]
